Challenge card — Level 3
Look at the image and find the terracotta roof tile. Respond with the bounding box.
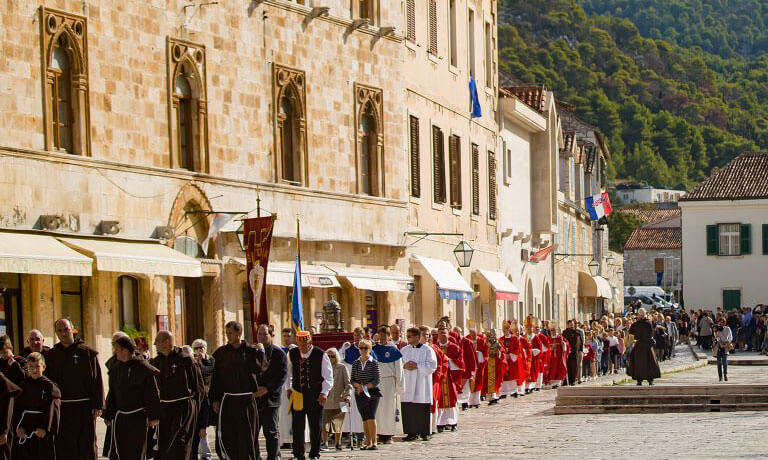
[624,227,682,250]
[619,207,681,224]
[681,152,768,201]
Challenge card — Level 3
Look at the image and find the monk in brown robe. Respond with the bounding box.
[11,352,60,460]
[150,331,204,460]
[103,336,161,460]
[209,321,263,460]
[45,318,104,460]
[0,371,21,460]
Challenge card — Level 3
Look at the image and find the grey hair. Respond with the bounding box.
[111,331,130,342]
[326,347,339,359]
[191,338,208,350]
[637,308,647,318]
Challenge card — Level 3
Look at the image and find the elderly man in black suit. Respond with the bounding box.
[255,324,288,460]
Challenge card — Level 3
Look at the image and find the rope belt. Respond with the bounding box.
[160,395,192,404]
[61,398,90,403]
[217,392,253,460]
[110,407,146,460]
[15,410,42,445]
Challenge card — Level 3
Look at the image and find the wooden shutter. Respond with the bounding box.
[706,225,718,255]
[471,143,480,215]
[763,224,768,255]
[406,0,416,43]
[409,116,420,198]
[428,0,438,55]
[449,134,462,208]
[488,150,497,220]
[740,223,752,255]
[432,126,445,204]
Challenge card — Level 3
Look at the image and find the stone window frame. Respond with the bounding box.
[40,7,91,156]
[354,83,385,197]
[272,64,308,186]
[354,0,379,25]
[166,37,209,173]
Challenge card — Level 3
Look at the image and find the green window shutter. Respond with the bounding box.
[740,224,751,255]
[763,224,768,255]
[706,225,718,255]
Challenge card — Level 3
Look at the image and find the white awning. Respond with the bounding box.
[578,272,612,299]
[330,266,413,292]
[230,259,340,288]
[0,232,92,276]
[477,269,520,301]
[412,255,473,301]
[594,276,613,299]
[60,238,202,277]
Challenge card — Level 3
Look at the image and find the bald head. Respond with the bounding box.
[27,329,45,352]
[54,318,74,346]
[154,331,174,355]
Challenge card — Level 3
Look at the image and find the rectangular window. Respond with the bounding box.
[484,21,492,88]
[406,0,416,43]
[409,116,421,198]
[503,142,512,185]
[428,0,438,55]
[449,134,462,208]
[449,0,457,67]
[723,289,741,311]
[718,223,741,256]
[563,218,570,256]
[569,156,575,198]
[740,223,752,255]
[432,126,446,204]
[763,224,768,255]
[488,150,497,220]
[61,276,84,338]
[468,9,476,78]
[471,143,480,215]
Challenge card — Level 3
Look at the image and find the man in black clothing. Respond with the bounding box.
[209,321,264,460]
[288,331,333,460]
[562,320,583,386]
[255,324,287,460]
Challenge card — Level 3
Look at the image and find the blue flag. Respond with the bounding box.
[291,255,304,331]
[469,77,482,118]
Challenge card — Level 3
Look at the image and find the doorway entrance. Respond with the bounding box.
[173,277,204,345]
[0,274,22,349]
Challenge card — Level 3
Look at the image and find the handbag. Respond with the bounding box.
[367,387,383,398]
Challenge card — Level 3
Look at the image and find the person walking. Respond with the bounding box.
[372,326,403,444]
[399,327,436,442]
[321,348,350,452]
[11,352,60,459]
[562,321,583,385]
[254,324,287,460]
[350,339,380,451]
[627,308,661,386]
[699,313,714,350]
[714,318,733,382]
[191,338,214,459]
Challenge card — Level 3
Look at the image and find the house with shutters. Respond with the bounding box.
[679,152,768,310]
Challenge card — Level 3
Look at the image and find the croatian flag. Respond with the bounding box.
[585,192,613,221]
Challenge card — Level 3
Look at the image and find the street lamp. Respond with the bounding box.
[616,266,624,276]
[587,257,600,276]
[453,240,474,268]
[605,252,616,266]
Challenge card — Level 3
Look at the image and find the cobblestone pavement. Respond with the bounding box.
[97,345,768,459]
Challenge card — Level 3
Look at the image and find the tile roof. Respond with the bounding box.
[624,227,682,250]
[680,152,768,201]
[620,207,681,225]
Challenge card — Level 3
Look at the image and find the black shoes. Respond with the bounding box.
[488,399,499,406]
[450,425,457,432]
[461,403,468,411]
[403,435,419,442]
[724,375,728,381]
[436,425,444,433]
[421,434,432,441]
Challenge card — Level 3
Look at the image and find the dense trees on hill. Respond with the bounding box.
[498,0,763,189]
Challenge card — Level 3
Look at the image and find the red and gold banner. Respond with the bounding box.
[244,215,275,332]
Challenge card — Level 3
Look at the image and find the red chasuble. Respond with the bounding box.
[478,339,505,397]
[431,343,445,413]
[503,335,527,386]
[538,333,551,382]
[472,335,487,393]
[519,336,533,383]
[527,334,544,383]
[547,334,569,382]
[459,336,477,388]
[438,341,461,408]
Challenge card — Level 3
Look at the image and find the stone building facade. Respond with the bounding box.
[0,0,411,358]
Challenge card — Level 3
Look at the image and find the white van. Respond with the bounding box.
[625,286,666,298]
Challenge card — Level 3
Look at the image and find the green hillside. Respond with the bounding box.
[498,0,765,190]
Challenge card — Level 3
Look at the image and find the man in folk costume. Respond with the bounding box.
[287,331,333,460]
[151,331,204,460]
[340,327,374,447]
[278,327,298,450]
[372,326,404,444]
[44,318,103,460]
[524,316,545,392]
[435,324,462,432]
[209,321,263,460]
[538,323,551,385]
[468,329,485,408]
[547,326,569,388]
[478,328,505,405]
[453,326,476,411]
[400,327,437,442]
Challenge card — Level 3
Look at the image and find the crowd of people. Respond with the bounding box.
[8,302,768,459]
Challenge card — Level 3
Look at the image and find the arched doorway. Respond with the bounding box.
[526,279,534,317]
[544,283,551,320]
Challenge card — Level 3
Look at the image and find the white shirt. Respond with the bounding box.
[400,344,437,404]
[715,326,733,345]
[288,345,334,396]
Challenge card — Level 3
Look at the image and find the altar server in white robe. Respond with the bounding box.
[373,326,404,443]
[400,326,437,441]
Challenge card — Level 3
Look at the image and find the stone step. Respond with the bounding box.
[707,358,768,366]
[557,384,768,397]
[556,394,768,406]
[554,402,768,414]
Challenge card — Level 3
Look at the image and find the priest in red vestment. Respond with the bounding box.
[525,316,544,392]
[467,330,484,408]
[502,320,527,397]
[538,328,552,386]
[478,329,505,405]
[454,327,476,411]
[518,325,533,395]
[435,326,461,432]
[547,326,569,388]
[423,326,444,438]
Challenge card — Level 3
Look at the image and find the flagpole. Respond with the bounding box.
[296,217,301,261]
